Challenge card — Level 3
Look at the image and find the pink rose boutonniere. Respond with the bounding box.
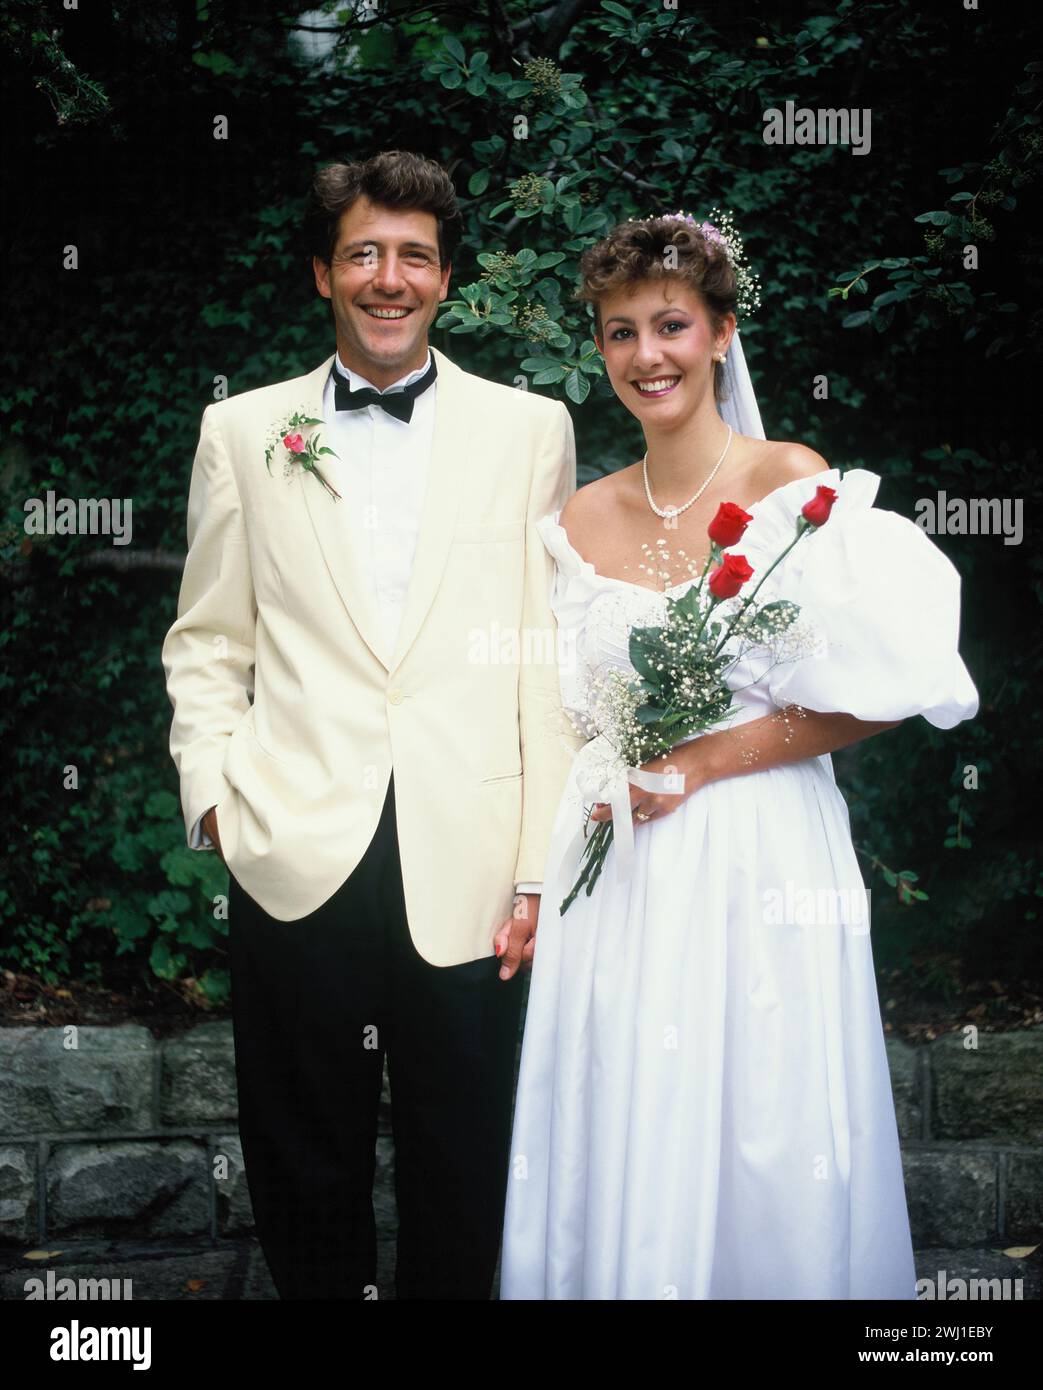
[265,411,341,500]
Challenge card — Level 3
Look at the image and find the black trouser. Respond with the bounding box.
[227,770,524,1300]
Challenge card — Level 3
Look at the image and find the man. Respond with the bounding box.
[161,150,579,1299]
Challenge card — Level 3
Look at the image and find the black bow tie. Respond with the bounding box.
[330,354,437,423]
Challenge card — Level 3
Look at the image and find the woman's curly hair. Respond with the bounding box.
[573,216,737,402]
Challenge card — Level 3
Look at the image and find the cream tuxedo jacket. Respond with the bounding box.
[161,344,583,965]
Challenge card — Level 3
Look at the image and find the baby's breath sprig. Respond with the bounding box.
[631,205,762,320]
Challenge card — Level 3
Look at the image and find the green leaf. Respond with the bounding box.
[564,368,590,403]
[147,889,190,919]
[563,202,583,233]
[192,51,239,76]
[144,789,180,820]
[520,355,565,371]
[739,599,800,642]
[872,305,895,332]
[914,210,954,226]
[150,938,187,980]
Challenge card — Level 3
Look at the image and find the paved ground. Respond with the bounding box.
[3,1239,1038,1301]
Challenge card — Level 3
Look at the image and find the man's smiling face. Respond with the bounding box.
[313,195,451,389]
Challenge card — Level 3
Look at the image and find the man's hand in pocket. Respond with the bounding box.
[202,805,225,864]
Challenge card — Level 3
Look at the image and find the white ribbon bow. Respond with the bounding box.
[551,735,686,897]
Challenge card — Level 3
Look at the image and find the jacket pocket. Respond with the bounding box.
[228,717,289,767]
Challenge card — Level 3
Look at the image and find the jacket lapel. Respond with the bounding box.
[295,352,389,670]
[387,345,470,672]
[294,344,470,675]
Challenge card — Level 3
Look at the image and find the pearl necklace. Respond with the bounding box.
[641,424,733,519]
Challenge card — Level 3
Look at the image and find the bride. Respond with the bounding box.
[494,211,979,1300]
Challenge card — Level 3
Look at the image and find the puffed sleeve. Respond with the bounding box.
[535,510,602,742]
[724,469,979,729]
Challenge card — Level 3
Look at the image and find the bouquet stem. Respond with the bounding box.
[559,820,613,914]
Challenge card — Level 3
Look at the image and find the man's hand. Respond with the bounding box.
[493,893,541,980]
[202,805,225,864]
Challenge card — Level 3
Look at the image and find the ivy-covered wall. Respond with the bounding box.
[2,0,1039,1008]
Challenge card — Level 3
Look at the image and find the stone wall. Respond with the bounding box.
[1,1022,1040,1299]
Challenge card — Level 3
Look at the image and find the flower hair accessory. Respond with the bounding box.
[631,205,762,321]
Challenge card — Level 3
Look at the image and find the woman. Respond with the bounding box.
[495,212,978,1299]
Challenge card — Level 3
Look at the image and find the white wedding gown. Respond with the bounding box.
[500,466,979,1300]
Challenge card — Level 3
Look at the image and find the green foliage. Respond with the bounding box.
[2,0,1039,995]
[827,76,1037,349]
[1,0,111,128]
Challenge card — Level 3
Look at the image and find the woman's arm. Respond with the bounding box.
[589,706,904,823]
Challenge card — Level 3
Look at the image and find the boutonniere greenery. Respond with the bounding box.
[265,411,341,500]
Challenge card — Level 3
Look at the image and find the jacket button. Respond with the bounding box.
[388,687,404,705]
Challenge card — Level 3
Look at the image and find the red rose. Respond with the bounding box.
[801,485,838,527]
[708,501,753,548]
[283,431,306,454]
[708,552,754,599]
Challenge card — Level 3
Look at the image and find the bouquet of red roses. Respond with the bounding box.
[558,485,838,914]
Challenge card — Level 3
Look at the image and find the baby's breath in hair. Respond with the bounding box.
[576,206,759,404]
[634,206,762,320]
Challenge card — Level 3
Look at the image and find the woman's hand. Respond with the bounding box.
[588,740,707,826]
[588,707,904,829]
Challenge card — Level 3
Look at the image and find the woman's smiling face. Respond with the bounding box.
[594,278,734,424]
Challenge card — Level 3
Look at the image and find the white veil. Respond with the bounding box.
[716,328,764,440]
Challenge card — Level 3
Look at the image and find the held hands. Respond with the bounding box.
[493,892,541,981]
[489,746,701,975]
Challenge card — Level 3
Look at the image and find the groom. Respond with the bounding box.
[161,150,579,1299]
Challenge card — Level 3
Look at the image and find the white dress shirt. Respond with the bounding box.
[189,348,542,898]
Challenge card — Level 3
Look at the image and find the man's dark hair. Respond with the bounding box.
[305,150,462,270]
